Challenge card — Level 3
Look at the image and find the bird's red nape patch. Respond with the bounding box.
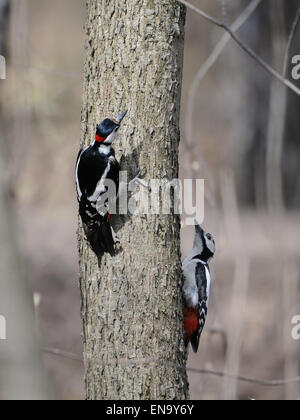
[107,212,111,222]
[184,307,198,341]
[95,134,106,143]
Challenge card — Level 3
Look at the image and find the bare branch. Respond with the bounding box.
[43,348,83,362]
[178,0,300,96]
[283,5,300,77]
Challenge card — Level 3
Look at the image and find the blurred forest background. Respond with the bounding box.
[0,0,300,400]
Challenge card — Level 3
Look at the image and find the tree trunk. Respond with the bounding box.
[0,0,9,54]
[79,0,188,400]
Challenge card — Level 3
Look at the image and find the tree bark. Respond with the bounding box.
[79,0,188,400]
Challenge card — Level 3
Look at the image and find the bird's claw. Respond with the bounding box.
[111,227,120,245]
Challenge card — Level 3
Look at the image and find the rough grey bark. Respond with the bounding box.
[79,0,188,400]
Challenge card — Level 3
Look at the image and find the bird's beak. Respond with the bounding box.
[115,110,128,124]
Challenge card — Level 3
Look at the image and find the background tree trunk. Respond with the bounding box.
[0,1,52,399]
[79,0,188,400]
[0,0,9,55]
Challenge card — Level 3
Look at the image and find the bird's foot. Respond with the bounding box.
[111,227,120,245]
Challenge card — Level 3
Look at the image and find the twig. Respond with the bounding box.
[178,0,300,96]
[283,5,300,77]
[43,347,83,362]
[42,347,300,388]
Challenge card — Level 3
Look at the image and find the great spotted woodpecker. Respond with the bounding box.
[182,222,216,353]
[76,110,129,264]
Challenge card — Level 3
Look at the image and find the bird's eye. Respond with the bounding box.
[206,234,212,240]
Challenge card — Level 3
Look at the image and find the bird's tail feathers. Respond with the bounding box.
[190,335,200,353]
[84,219,115,266]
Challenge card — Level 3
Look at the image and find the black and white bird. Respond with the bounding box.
[182,222,216,353]
[76,110,128,264]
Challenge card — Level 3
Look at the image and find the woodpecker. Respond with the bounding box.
[182,222,216,353]
[76,110,129,264]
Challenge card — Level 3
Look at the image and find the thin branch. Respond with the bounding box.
[178,0,300,96]
[179,0,223,27]
[283,5,300,77]
[42,347,300,388]
[42,347,83,362]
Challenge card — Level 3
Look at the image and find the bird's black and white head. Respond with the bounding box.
[192,222,216,263]
[95,110,128,145]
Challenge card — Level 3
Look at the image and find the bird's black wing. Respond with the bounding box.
[77,148,111,199]
[190,263,208,353]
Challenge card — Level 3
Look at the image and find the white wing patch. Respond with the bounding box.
[88,161,111,202]
[204,265,211,303]
[76,147,87,199]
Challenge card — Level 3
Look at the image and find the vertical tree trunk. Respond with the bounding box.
[0,0,9,54]
[79,0,188,400]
